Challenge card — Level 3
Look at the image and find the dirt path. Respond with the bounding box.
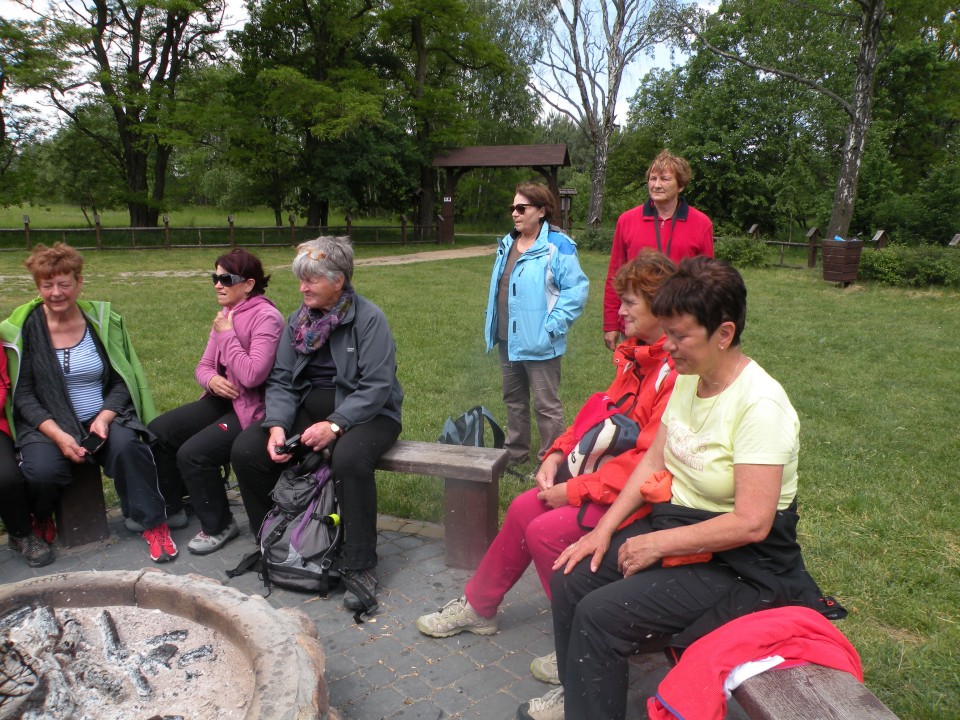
[356,244,496,266]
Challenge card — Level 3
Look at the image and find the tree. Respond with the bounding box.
[9,0,227,227]
[679,0,956,240]
[376,0,533,230]
[529,0,672,226]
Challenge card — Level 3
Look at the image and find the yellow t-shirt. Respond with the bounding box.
[662,360,799,512]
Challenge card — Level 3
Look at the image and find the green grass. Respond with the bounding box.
[1,246,958,718]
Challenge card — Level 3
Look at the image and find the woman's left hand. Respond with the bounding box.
[301,421,337,451]
[617,534,662,577]
[89,411,115,441]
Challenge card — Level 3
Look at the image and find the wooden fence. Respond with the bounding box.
[0,214,442,251]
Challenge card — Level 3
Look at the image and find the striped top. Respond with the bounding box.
[57,327,104,422]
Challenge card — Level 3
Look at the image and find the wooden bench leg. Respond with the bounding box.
[56,462,109,547]
[444,475,499,570]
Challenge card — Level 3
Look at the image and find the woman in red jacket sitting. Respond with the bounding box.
[416,251,677,681]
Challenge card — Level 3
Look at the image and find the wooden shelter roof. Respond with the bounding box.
[432,144,570,169]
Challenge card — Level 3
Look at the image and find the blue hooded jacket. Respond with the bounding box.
[484,222,589,361]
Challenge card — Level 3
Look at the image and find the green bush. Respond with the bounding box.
[859,244,960,288]
[714,233,769,268]
[569,225,614,252]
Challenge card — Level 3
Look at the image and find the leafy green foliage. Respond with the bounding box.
[858,244,960,287]
[714,233,769,268]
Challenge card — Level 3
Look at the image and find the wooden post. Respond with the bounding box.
[228,214,235,247]
[345,213,352,241]
[163,213,170,249]
[949,233,959,247]
[747,223,760,238]
[289,214,296,246]
[871,229,887,249]
[94,214,102,250]
[22,215,29,249]
[806,226,821,268]
[400,215,408,245]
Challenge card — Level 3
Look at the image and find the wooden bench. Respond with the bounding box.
[376,439,509,570]
[733,663,899,719]
[53,438,509,570]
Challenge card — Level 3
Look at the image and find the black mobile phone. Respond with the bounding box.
[80,433,106,454]
[275,434,301,455]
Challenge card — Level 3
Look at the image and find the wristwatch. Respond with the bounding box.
[328,422,343,438]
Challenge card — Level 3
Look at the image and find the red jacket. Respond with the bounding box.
[603,199,713,332]
[648,606,863,720]
[546,336,676,511]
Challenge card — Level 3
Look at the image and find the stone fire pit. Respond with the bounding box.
[0,569,336,720]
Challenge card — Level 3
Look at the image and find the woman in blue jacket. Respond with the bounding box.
[485,182,589,470]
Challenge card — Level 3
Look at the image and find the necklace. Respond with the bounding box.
[689,354,745,434]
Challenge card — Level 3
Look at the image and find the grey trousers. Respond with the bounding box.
[497,343,565,463]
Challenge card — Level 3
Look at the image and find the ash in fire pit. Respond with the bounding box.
[1,603,253,720]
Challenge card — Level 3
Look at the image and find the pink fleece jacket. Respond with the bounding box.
[195,294,284,430]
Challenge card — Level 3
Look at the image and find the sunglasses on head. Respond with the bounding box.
[211,273,247,287]
[509,203,540,214]
[296,244,327,262]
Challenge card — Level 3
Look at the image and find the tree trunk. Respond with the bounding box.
[825,0,884,240]
[588,138,610,228]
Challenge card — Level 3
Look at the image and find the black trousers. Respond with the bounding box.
[550,517,740,720]
[0,433,33,538]
[231,388,401,570]
[19,423,166,529]
[148,396,240,535]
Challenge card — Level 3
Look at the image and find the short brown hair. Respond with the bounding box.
[24,243,84,283]
[515,182,556,223]
[652,256,747,345]
[647,149,692,190]
[612,250,677,306]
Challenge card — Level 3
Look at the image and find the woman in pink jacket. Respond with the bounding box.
[148,249,284,555]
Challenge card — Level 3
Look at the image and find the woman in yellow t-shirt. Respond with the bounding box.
[518,257,842,720]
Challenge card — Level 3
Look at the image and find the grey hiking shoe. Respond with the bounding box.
[517,686,564,720]
[530,651,560,685]
[416,596,498,638]
[8,533,54,568]
[187,520,239,555]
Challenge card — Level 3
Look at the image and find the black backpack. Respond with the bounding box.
[227,452,377,621]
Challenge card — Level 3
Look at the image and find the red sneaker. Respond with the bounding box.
[142,523,178,563]
[33,516,57,544]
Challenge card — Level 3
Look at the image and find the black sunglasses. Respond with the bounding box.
[509,203,540,214]
[211,272,247,287]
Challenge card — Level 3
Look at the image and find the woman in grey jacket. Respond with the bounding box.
[231,236,403,614]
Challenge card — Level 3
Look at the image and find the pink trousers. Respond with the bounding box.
[464,487,590,618]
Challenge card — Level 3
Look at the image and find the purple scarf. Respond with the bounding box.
[291,289,354,354]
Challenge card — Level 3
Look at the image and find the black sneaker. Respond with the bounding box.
[343,568,378,614]
[9,533,54,568]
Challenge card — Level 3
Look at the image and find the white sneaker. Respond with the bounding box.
[530,651,560,685]
[517,686,564,720]
[416,596,498,638]
[187,520,239,555]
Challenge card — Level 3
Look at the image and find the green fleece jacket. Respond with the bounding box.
[0,298,156,443]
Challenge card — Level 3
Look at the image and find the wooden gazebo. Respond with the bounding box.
[432,145,570,243]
